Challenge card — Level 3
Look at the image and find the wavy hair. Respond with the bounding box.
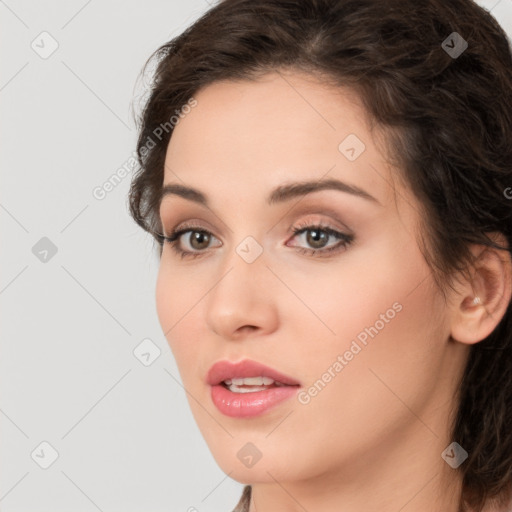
[128,1,512,510]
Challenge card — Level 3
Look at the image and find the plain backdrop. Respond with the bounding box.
[1,1,511,511]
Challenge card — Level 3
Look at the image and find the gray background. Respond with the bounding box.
[1,1,511,511]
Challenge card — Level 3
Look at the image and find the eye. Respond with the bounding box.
[159,220,354,259]
[287,221,354,257]
[159,222,221,259]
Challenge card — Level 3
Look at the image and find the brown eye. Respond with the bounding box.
[187,231,211,250]
[162,222,353,260]
[162,225,221,259]
[304,228,329,249]
[288,223,354,258]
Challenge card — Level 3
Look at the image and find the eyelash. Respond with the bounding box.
[160,220,354,260]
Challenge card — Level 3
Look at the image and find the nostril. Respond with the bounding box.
[238,325,258,334]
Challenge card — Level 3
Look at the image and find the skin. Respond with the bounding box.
[156,70,512,512]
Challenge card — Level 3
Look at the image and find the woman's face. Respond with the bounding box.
[156,70,468,486]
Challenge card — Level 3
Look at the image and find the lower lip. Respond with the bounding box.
[210,384,300,418]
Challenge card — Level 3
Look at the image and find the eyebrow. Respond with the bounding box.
[159,178,381,208]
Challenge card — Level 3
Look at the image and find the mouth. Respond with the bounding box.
[207,359,301,418]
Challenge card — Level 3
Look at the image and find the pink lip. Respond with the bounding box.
[210,384,300,418]
[206,359,301,418]
[206,359,301,386]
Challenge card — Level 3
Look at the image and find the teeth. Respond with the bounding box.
[224,377,275,386]
[221,376,290,393]
[227,384,272,393]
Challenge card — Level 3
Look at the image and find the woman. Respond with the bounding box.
[128,0,512,510]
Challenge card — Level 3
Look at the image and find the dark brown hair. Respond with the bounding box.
[128,1,512,510]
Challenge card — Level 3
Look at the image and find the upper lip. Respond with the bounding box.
[207,359,301,386]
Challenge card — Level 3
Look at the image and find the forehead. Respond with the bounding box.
[162,70,397,210]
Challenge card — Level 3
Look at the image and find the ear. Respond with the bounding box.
[450,232,512,345]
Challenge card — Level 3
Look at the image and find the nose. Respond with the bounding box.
[205,245,279,341]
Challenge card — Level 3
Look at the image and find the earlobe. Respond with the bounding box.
[450,235,512,345]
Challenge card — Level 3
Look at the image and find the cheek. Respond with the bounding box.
[278,284,446,479]
[296,244,445,430]
[292,229,442,394]
[155,264,174,335]
[155,259,204,330]
[155,263,200,367]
